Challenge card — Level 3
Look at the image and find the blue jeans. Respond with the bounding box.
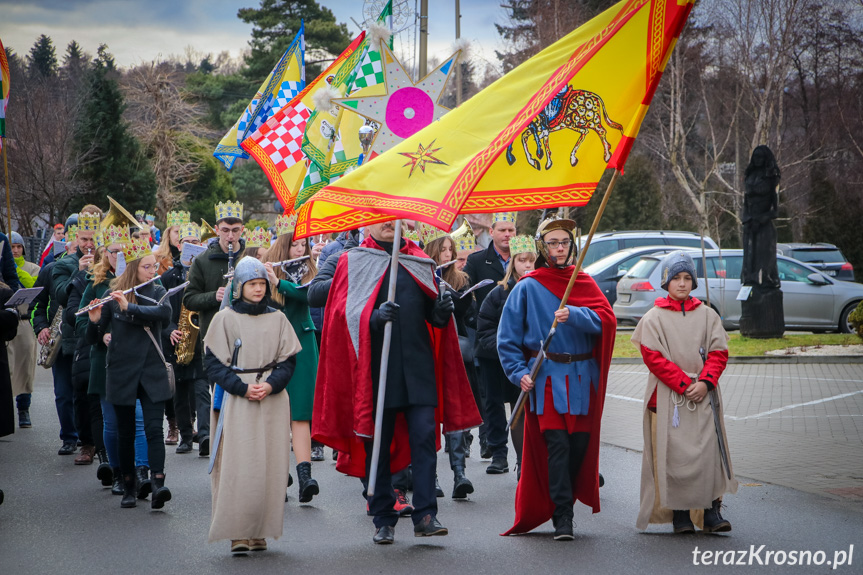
[15,393,31,410]
[52,353,77,442]
[101,398,148,468]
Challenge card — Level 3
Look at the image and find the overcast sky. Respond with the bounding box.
[0,0,507,75]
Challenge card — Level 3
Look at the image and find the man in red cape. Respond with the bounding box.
[312,220,482,545]
[497,218,615,540]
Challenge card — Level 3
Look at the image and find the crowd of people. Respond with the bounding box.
[0,201,738,551]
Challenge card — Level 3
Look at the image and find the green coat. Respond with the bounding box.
[182,239,245,340]
[52,249,84,355]
[77,275,113,397]
[276,279,318,421]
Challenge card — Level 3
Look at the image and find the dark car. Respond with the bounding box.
[583,246,680,304]
[776,243,854,281]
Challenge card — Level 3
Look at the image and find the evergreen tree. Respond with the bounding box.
[28,34,59,78]
[238,0,351,80]
[72,55,156,213]
[183,154,236,223]
[61,40,90,84]
[231,160,275,214]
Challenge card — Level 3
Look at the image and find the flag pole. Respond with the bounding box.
[366,218,402,498]
[508,168,622,430]
[2,141,10,234]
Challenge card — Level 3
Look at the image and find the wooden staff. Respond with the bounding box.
[508,169,621,430]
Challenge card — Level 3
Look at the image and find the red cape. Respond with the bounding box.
[503,267,616,536]
[312,237,482,478]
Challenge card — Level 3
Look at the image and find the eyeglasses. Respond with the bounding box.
[219,227,242,235]
[544,240,572,249]
[140,263,160,272]
[106,248,122,255]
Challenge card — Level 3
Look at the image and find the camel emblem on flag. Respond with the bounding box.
[506,86,624,170]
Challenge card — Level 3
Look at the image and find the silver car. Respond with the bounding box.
[614,249,863,333]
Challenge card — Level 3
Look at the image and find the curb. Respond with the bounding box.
[612,355,863,365]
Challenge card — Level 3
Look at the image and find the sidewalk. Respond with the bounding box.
[601,363,863,504]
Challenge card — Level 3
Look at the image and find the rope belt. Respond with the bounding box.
[525,349,593,364]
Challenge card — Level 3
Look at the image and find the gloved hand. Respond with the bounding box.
[431,290,454,326]
[372,300,400,330]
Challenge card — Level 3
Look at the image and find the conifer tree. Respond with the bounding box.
[27,34,58,78]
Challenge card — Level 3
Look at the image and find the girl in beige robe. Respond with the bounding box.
[631,251,737,533]
[204,257,301,553]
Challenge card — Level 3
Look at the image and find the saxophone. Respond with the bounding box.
[37,305,64,369]
[174,305,199,365]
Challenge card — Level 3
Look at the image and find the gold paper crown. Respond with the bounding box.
[416,222,448,246]
[104,224,131,247]
[95,230,104,248]
[122,235,151,263]
[256,227,271,249]
[450,220,475,252]
[167,211,190,228]
[275,213,297,237]
[403,228,419,242]
[492,212,517,226]
[135,210,145,219]
[66,225,78,242]
[243,227,269,249]
[509,235,537,257]
[215,200,243,222]
[178,222,200,242]
[78,211,101,232]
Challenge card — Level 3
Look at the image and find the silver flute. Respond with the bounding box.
[75,276,159,316]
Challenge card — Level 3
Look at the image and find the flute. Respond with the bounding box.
[75,276,159,316]
[223,255,310,279]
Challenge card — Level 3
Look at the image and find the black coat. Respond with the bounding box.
[0,286,19,437]
[29,261,59,335]
[463,243,506,309]
[476,280,515,361]
[89,282,173,407]
[66,271,92,387]
[369,248,449,409]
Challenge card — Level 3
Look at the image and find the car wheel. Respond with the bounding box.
[839,302,859,334]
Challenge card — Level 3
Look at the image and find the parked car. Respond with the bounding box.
[614,249,863,333]
[776,243,854,281]
[576,230,719,268]
[583,246,680,304]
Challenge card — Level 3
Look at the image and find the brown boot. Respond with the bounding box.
[74,445,95,465]
[165,418,179,445]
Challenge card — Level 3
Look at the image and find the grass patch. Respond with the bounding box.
[614,332,859,358]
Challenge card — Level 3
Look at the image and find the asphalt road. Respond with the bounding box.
[1,371,862,575]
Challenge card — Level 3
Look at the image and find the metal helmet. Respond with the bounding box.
[534,217,576,268]
[659,250,698,291]
[231,257,269,302]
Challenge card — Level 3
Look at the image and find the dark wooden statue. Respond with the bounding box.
[739,145,785,338]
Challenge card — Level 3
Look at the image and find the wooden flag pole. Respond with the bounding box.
[508,169,622,430]
[2,142,10,234]
[367,217,402,498]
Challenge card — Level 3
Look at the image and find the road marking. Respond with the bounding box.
[726,390,863,421]
[607,393,642,403]
[611,369,863,384]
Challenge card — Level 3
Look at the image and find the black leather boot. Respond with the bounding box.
[672,510,695,533]
[96,449,113,487]
[447,433,473,499]
[121,474,137,508]
[136,465,152,500]
[151,473,172,509]
[296,462,319,503]
[703,499,731,533]
[111,468,124,495]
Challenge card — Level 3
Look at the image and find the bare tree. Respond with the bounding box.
[122,62,213,219]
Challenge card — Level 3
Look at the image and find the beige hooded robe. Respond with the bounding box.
[631,301,737,530]
[204,306,301,543]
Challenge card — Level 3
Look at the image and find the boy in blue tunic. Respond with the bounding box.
[499,218,616,540]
